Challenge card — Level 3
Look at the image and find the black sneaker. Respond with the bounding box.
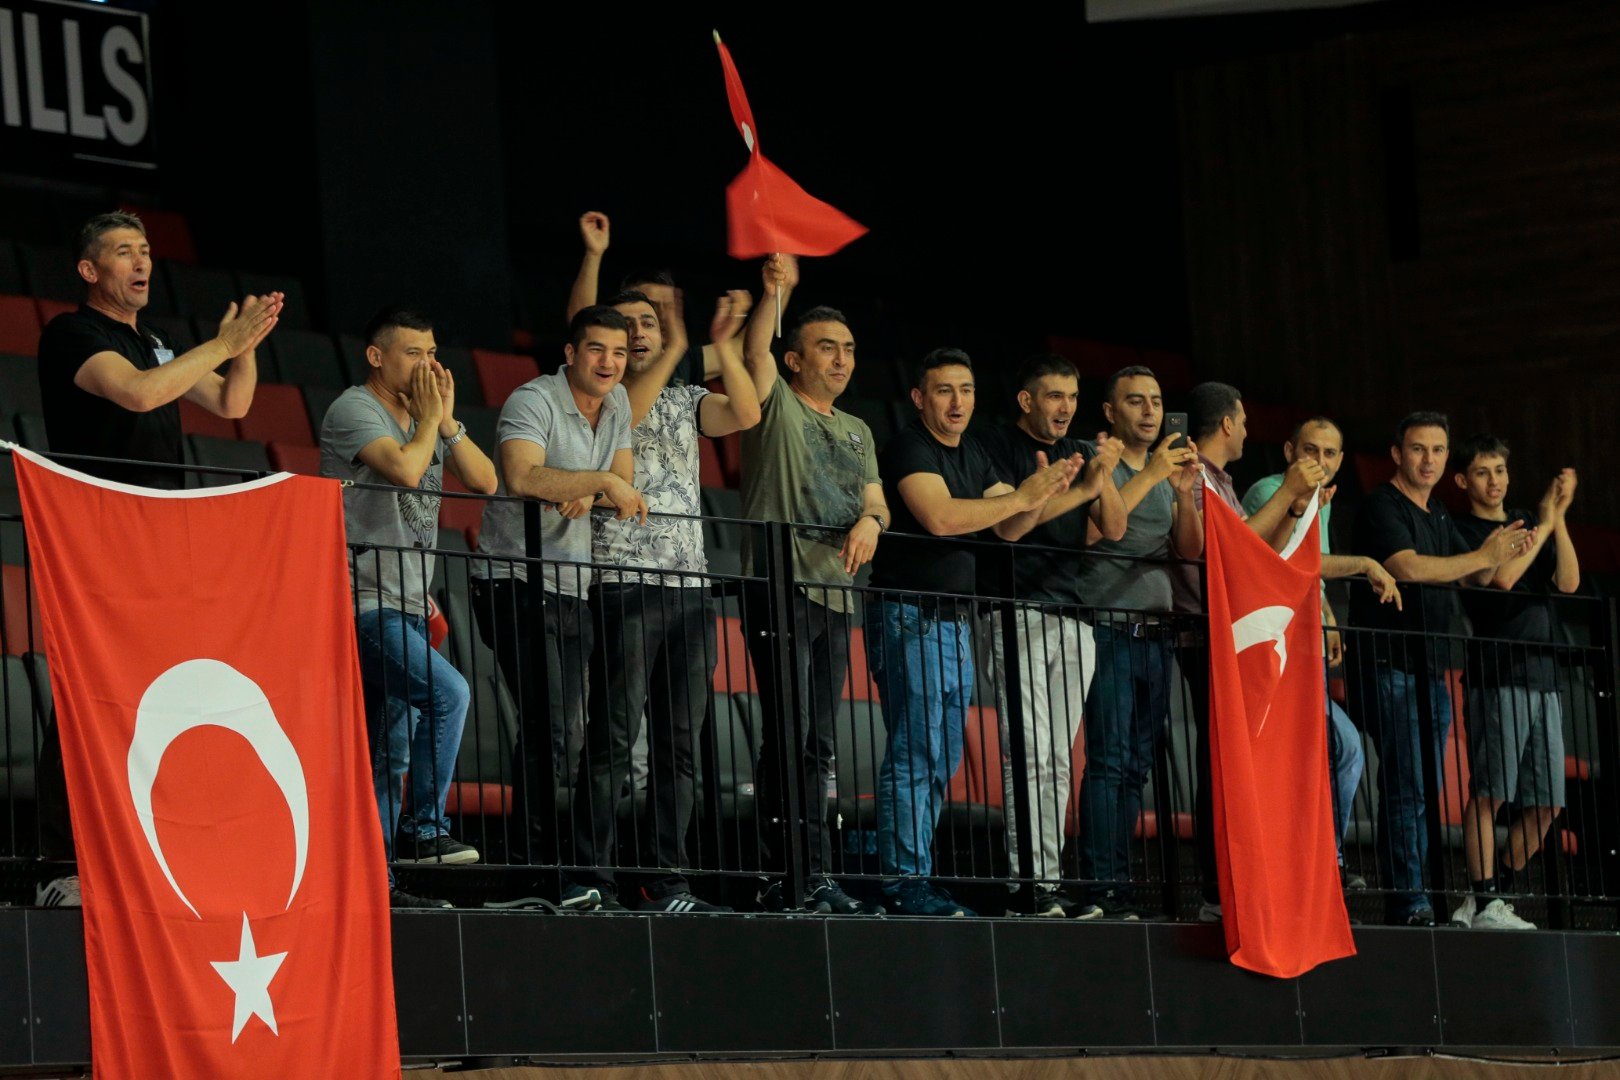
[638,889,733,914]
[390,887,453,909]
[394,835,480,865]
[595,891,629,913]
[1072,891,1156,921]
[559,883,602,911]
[807,878,884,915]
[756,880,791,912]
[1032,887,1068,918]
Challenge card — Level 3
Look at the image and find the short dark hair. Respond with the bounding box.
[1393,410,1450,447]
[786,305,849,356]
[363,306,434,349]
[605,288,653,309]
[1015,353,1079,394]
[1103,364,1156,404]
[1288,415,1341,446]
[619,269,674,292]
[1454,434,1511,473]
[569,304,630,348]
[1186,381,1243,441]
[75,210,145,262]
[915,347,973,389]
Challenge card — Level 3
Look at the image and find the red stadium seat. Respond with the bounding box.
[122,205,198,265]
[1,564,41,657]
[699,438,726,488]
[439,471,487,536]
[445,781,512,817]
[0,295,41,356]
[236,384,313,446]
[34,299,76,327]
[179,399,236,439]
[472,348,539,407]
[268,441,322,475]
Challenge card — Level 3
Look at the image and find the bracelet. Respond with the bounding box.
[445,421,468,448]
[1288,505,1306,518]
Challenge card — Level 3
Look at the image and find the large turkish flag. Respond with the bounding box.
[15,449,399,1079]
[1204,489,1355,978]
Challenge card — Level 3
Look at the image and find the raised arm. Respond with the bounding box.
[1549,469,1581,594]
[1245,458,1325,551]
[742,254,797,404]
[699,291,763,437]
[183,293,284,418]
[75,293,281,415]
[625,292,691,427]
[565,211,610,323]
[1168,452,1204,558]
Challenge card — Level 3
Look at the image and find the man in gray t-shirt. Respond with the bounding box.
[468,305,645,904]
[1072,366,1202,918]
[319,306,498,906]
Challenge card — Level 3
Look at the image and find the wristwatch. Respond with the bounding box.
[445,421,468,448]
[865,512,887,532]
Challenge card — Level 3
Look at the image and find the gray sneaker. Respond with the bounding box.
[1471,898,1534,930]
[36,875,81,908]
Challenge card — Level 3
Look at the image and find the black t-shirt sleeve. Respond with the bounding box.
[885,428,944,485]
[1358,489,1419,564]
[39,315,113,375]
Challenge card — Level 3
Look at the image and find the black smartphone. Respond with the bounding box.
[1164,411,1188,449]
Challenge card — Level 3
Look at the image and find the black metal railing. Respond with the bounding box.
[0,450,1616,928]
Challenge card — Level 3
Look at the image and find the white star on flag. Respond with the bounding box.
[211,913,288,1043]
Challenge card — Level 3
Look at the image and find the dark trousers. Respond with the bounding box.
[572,583,716,898]
[471,576,592,865]
[1181,641,1221,905]
[745,587,849,881]
[36,712,73,860]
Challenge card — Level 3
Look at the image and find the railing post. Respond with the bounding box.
[997,598,1036,910]
[761,520,809,906]
[1414,607,1450,909]
[1595,598,1620,906]
[521,500,560,877]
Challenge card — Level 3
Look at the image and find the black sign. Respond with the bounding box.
[0,0,155,173]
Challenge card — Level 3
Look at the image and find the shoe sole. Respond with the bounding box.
[560,895,601,911]
[483,897,561,913]
[394,850,481,865]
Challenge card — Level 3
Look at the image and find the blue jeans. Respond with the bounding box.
[1326,687,1364,865]
[355,608,471,870]
[1366,668,1452,913]
[1079,624,1174,900]
[867,601,974,880]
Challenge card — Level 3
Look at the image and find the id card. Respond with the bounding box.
[153,347,176,366]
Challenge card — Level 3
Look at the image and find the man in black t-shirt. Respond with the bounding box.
[975,354,1126,915]
[37,211,281,488]
[30,212,282,909]
[1447,436,1580,931]
[1350,411,1528,926]
[866,348,1077,917]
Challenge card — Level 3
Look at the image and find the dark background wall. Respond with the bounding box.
[1178,0,1620,525]
[34,0,1614,525]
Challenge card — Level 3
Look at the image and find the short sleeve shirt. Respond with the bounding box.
[1077,458,1175,615]
[976,424,1095,606]
[593,383,709,587]
[1242,473,1334,555]
[740,380,879,612]
[869,422,1003,598]
[476,370,631,597]
[1455,509,1560,690]
[1351,483,1468,647]
[319,386,443,617]
[37,306,184,488]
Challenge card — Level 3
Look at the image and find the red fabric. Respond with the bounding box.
[715,36,867,258]
[1204,491,1355,978]
[14,450,399,1079]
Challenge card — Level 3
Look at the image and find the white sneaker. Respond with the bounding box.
[1448,895,1476,928]
[1197,901,1222,923]
[1472,898,1535,930]
[36,876,81,908]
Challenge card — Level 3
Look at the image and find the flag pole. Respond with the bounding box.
[774,253,783,338]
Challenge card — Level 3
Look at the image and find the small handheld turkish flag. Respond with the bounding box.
[1204,487,1355,978]
[714,31,868,260]
[15,449,399,1079]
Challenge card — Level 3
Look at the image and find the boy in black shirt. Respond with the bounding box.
[866,348,1076,916]
[1350,411,1528,926]
[1448,437,1580,930]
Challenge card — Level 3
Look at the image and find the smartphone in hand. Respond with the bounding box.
[1164,412,1188,449]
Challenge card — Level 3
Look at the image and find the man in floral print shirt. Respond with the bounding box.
[573,285,763,912]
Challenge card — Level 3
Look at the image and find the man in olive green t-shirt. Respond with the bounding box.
[739,255,889,915]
